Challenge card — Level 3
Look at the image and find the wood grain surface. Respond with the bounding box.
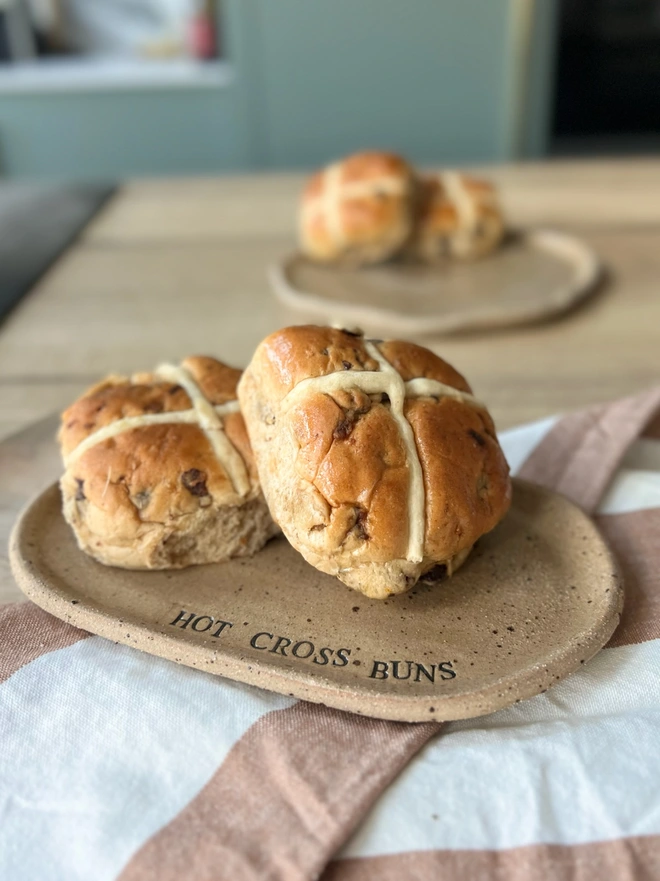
[1,158,659,604]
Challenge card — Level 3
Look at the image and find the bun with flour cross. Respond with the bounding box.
[238,326,511,599]
[409,172,505,262]
[299,151,416,266]
[59,356,277,569]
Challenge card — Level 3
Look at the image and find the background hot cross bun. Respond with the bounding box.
[299,151,416,266]
[298,152,506,267]
[408,172,506,262]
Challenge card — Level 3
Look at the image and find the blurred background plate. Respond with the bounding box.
[270,230,602,337]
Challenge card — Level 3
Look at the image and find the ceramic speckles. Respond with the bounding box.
[10,479,622,722]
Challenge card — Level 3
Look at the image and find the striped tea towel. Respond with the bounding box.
[1,387,660,881]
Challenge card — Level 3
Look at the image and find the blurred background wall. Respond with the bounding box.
[0,0,657,179]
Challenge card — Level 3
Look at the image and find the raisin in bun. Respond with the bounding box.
[409,172,505,262]
[299,151,416,267]
[59,356,277,569]
[238,326,511,599]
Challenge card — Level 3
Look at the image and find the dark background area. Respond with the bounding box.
[553,0,660,152]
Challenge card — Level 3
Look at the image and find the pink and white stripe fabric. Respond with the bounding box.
[1,389,659,881]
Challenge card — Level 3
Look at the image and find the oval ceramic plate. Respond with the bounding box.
[10,479,622,722]
[270,230,601,336]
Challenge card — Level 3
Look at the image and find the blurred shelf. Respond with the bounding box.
[0,57,234,94]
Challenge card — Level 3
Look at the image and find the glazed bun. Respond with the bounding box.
[299,151,415,267]
[59,356,277,569]
[409,172,505,262]
[238,326,511,599]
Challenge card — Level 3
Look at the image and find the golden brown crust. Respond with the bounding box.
[59,379,191,459]
[406,398,512,558]
[71,423,235,527]
[59,356,276,569]
[250,326,380,401]
[409,173,505,262]
[377,339,473,391]
[299,151,415,266]
[223,410,260,485]
[238,326,511,598]
[289,389,410,562]
[181,356,242,405]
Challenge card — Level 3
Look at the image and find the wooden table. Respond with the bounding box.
[1,158,659,603]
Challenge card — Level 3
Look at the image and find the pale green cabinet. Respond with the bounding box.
[0,0,556,179]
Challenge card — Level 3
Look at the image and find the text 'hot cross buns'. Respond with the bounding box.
[409,172,505,262]
[238,327,511,599]
[299,151,415,267]
[59,356,277,569]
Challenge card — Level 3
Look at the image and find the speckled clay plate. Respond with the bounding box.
[270,230,601,336]
[10,478,622,722]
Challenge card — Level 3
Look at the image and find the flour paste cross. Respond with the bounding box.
[439,171,479,242]
[64,363,250,498]
[281,340,484,563]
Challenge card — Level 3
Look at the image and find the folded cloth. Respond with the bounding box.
[1,388,659,881]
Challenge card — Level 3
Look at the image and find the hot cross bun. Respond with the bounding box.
[238,326,511,599]
[59,356,277,569]
[409,172,505,262]
[299,151,416,266]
